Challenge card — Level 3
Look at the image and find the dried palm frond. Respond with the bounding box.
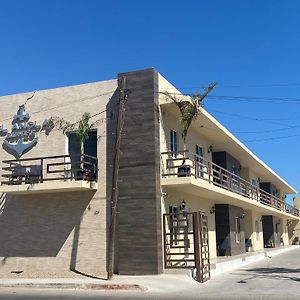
[50,112,97,154]
[163,82,216,147]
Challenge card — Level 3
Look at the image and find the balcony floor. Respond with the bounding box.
[161,177,299,220]
[0,180,98,195]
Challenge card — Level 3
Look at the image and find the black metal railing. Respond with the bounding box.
[161,150,299,217]
[1,153,98,185]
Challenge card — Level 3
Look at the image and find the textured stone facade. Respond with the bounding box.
[116,69,163,275]
[0,79,118,278]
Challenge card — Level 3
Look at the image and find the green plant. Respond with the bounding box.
[163,82,216,150]
[50,112,97,156]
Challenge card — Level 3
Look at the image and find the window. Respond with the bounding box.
[68,130,97,177]
[68,129,97,157]
[235,217,241,243]
[170,130,177,157]
[232,165,237,175]
[195,144,204,177]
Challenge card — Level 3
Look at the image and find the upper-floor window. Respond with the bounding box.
[68,129,97,176]
[170,129,177,157]
[68,129,97,157]
[195,144,204,177]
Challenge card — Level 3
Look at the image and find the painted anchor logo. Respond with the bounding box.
[0,105,53,158]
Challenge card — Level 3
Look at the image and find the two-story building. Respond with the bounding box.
[0,68,298,281]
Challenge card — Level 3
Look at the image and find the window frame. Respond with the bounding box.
[235,217,241,243]
[170,129,178,158]
[195,144,204,177]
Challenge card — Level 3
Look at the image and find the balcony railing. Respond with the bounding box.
[161,150,299,217]
[1,154,98,186]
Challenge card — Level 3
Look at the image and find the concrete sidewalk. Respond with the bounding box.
[0,245,298,292]
[211,244,298,276]
[0,274,198,292]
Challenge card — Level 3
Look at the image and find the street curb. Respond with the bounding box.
[0,283,145,291]
[86,284,145,291]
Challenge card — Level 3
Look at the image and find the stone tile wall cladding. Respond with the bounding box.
[262,215,281,248]
[215,204,246,256]
[0,80,118,278]
[116,69,163,275]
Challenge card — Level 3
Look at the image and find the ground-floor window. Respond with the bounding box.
[235,217,241,243]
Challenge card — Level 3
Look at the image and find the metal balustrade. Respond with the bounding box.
[1,154,98,185]
[161,150,299,217]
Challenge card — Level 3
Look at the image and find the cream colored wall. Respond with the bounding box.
[280,218,289,246]
[0,80,118,278]
[243,210,264,251]
[292,197,300,242]
[244,210,253,240]
[248,211,264,251]
[158,73,294,258]
[161,188,217,259]
[160,110,212,158]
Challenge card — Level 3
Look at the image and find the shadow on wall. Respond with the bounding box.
[0,191,94,257]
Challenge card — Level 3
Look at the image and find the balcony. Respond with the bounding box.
[161,150,299,218]
[0,154,98,194]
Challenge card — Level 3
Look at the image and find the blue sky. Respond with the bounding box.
[1,1,300,198]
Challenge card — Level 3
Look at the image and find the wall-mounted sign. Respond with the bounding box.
[1,105,52,158]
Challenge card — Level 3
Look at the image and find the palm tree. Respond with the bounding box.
[163,82,216,151]
[50,113,99,175]
[50,112,96,155]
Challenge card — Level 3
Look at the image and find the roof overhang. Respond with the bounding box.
[159,97,297,195]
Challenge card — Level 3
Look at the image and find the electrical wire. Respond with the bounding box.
[157,83,300,90]
[208,110,300,132]
[242,133,300,143]
[0,90,115,124]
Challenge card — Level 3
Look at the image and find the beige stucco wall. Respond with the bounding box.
[291,197,300,243]
[161,189,217,260]
[0,79,118,278]
[244,210,264,251]
[280,218,289,246]
[158,74,298,258]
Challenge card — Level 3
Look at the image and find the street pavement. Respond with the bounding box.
[0,246,300,299]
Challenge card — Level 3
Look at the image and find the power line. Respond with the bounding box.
[199,124,300,135]
[208,109,299,130]
[157,83,300,90]
[159,91,300,104]
[242,133,300,143]
[0,90,115,124]
[207,95,300,104]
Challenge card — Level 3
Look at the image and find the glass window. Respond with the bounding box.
[195,144,204,177]
[170,130,177,157]
[235,217,241,243]
[68,130,97,178]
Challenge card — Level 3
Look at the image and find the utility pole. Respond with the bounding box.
[107,76,127,279]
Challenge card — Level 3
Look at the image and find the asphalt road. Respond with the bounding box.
[0,247,300,299]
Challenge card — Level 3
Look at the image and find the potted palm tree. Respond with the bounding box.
[50,112,99,180]
[164,82,216,176]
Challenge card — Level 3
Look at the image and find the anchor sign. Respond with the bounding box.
[1,105,53,158]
